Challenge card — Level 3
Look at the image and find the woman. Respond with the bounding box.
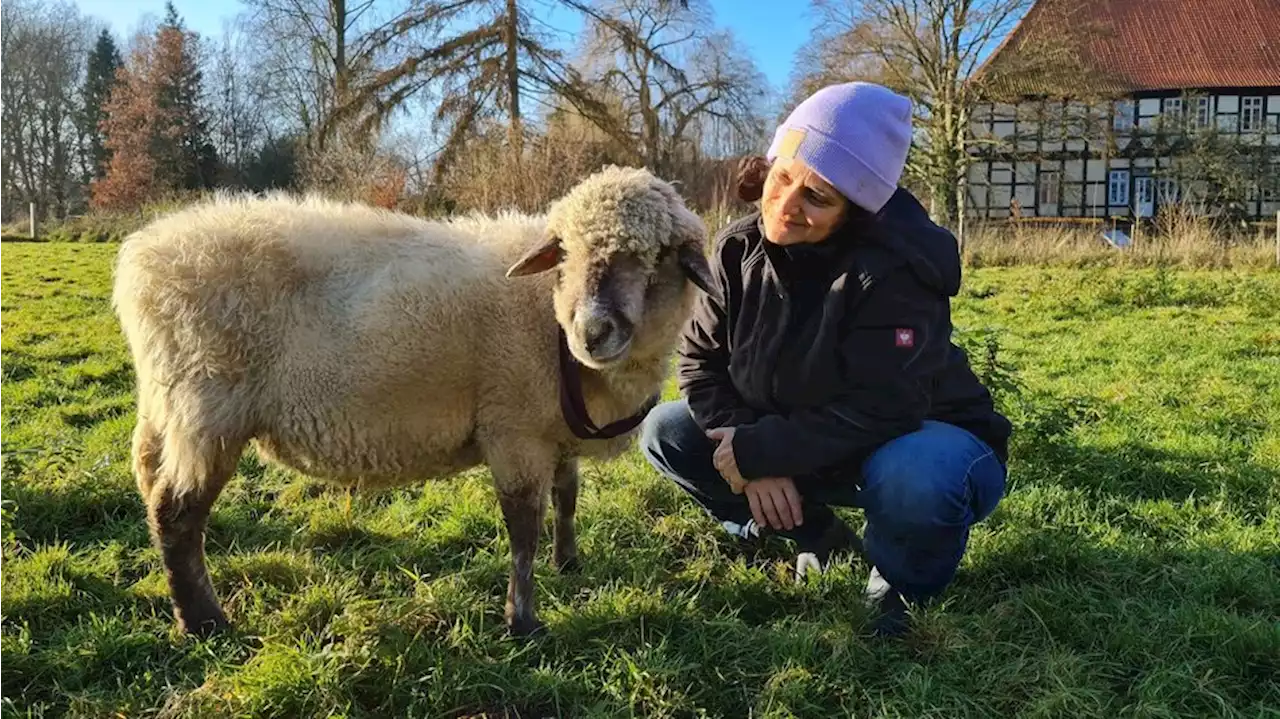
[640,82,1013,638]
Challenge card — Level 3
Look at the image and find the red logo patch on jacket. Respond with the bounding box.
[895,328,915,348]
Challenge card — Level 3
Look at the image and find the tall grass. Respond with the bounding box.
[962,208,1278,270]
[0,194,210,243]
[7,175,1276,275]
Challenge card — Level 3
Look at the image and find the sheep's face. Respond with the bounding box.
[506,166,717,370]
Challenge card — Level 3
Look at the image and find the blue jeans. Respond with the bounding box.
[639,398,1007,601]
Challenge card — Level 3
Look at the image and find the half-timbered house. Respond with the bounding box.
[966,0,1280,222]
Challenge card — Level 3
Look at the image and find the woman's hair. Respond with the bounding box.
[735,155,770,202]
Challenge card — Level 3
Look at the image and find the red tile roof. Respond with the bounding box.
[977,0,1280,97]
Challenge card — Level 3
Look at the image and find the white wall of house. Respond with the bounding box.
[966,90,1280,220]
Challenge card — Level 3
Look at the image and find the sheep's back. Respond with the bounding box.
[114,193,561,483]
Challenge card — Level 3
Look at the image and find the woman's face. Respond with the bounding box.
[760,157,849,246]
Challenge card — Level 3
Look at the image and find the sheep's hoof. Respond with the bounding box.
[506,615,546,638]
[177,612,230,638]
[555,554,581,574]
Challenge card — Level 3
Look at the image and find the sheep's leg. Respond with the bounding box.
[497,483,549,636]
[552,458,580,573]
[131,418,163,502]
[147,436,244,637]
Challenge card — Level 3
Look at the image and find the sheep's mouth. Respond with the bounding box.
[574,337,633,368]
[570,305,635,368]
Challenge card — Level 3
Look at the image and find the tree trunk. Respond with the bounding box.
[333,0,346,100]
[505,0,522,161]
[639,74,659,173]
[323,0,347,151]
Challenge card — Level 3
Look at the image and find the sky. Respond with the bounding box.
[73,0,818,93]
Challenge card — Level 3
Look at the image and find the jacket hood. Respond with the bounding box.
[870,189,962,297]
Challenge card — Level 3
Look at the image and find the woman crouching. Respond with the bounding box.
[640,81,1013,638]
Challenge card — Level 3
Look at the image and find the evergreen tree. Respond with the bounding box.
[80,29,123,183]
[158,1,217,190]
[92,3,218,208]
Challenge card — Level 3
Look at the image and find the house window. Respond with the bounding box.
[1039,171,1061,206]
[1113,100,1134,131]
[1241,97,1264,132]
[1157,178,1179,204]
[1194,97,1212,128]
[1109,170,1130,205]
[1163,98,1183,130]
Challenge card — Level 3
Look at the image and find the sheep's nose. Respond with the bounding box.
[582,315,617,354]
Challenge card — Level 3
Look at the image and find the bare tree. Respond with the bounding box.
[1,0,97,220]
[241,0,441,153]
[796,0,1095,226]
[333,0,587,183]
[561,0,768,175]
[208,19,272,185]
[0,0,21,217]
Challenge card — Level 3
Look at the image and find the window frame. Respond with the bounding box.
[1241,96,1264,132]
[1113,99,1134,132]
[1108,169,1130,206]
[1038,170,1061,206]
[1194,97,1212,128]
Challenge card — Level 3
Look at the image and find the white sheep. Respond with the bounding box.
[112,165,716,636]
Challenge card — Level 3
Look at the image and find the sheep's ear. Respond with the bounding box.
[676,242,720,303]
[506,237,563,277]
[661,190,719,302]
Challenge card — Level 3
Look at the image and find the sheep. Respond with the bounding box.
[112,165,717,637]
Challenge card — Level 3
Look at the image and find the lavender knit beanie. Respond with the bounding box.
[766,81,913,214]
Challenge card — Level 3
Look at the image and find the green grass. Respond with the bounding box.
[2,244,1278,718]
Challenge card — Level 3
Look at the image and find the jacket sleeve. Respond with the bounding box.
[676,237,759,432]
[730,272,948,480]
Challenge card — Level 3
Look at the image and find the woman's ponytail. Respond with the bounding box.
[736,155,769,203]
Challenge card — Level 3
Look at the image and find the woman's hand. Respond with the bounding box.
[707,427,804,530]
[707,427,746,492]
[743,477,803,531]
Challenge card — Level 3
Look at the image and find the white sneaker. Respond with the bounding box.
[721,518,762,540]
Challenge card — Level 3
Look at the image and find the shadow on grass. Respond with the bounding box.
[4,391,1277,716]
[5,509,1278,717]
[4,481,148,548]
[1014,434,1273,511]
[211,534,1280,716]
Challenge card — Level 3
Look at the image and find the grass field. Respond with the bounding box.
[2,242,1278,718]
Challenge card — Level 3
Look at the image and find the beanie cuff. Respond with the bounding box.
[767,123,897,214]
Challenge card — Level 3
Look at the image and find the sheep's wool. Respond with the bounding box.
[112,163,711,637]
[545,165,695,269]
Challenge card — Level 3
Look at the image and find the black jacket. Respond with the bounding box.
[676,188,1012,481]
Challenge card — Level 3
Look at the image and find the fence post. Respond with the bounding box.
[29,202,36,240]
